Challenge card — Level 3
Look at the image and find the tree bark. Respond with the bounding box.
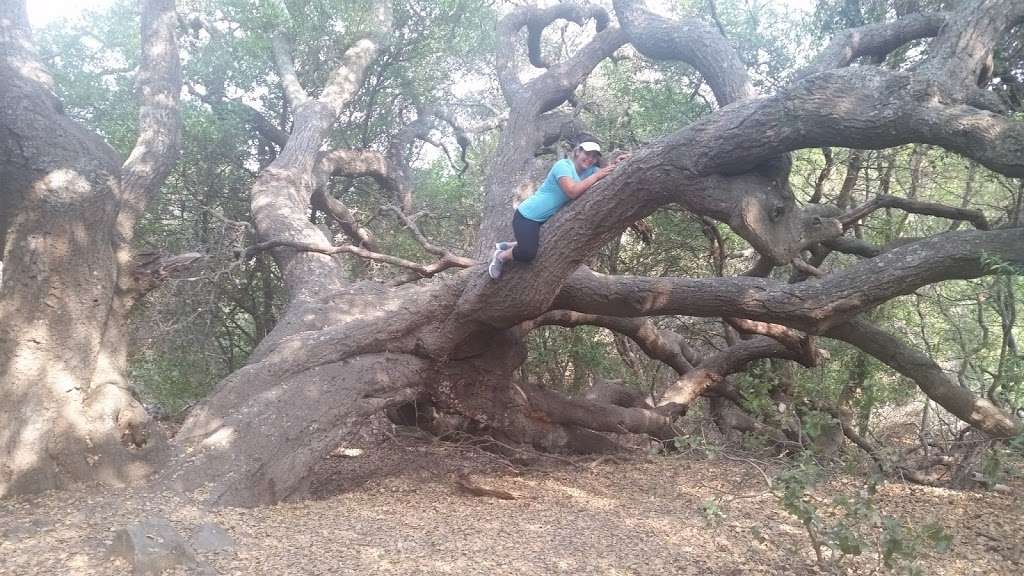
[6,0,1023,505]
[0,0,181,497]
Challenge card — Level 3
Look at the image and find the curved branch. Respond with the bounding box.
[551,227,1024,333]
[798,12,947,79]
[840,193,991,230]
[525,3,609,69]
[918,0,1024,98]
[525,311,695,375]
[243,238,473,280]
[724,317,816,360]
[118,0,183,239]
[824,236,923,258]
[613,0,755,106]
[496,2,617,105]
[658,336,811,412]
[826,319,1020,437]
[271,34,310,108]
[316,148,400,191]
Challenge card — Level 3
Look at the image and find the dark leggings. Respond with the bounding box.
[512,210,542,262]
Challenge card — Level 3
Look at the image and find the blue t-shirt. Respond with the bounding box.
[517,158,597,222]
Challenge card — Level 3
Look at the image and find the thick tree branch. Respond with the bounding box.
[118,0,182,239]
[519,381,675,439]
[918,0,1024,99]
[798,12,947,79]
[724,317,816,359]
[271,34,310,109]
[525,27,627,115]
[826,319,1020,437]
[496,2,619,107]
[525,3,609,69]
[311,186,378,252]
[551,227,1024,333]
[613,0,755,106]
[658,336,812,413]
[525,311,695,375]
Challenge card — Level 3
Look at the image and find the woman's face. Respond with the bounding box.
[573,148,600,171]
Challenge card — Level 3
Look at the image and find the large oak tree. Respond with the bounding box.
[2,0,1021,506]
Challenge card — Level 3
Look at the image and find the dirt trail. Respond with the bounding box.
[1,444,1021,575]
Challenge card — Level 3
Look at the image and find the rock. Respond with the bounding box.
[191,522,236,553]
[108,517,212,575]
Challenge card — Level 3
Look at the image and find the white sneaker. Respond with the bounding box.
[488,248,504,279]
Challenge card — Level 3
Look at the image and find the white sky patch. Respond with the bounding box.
[27,0,115,27]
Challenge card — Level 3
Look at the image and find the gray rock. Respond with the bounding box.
[108,517,212,575]
[191,522,236,553]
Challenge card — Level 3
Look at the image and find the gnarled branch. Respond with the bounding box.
[613,0,755,106]
[826,319,1020,438]
[840,193,991,230]
[552,227,1024,333]
[798,12,947,79]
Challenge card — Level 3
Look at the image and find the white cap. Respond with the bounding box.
[578,141,601,154]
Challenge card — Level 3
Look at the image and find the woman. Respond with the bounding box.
[488,140,625,279]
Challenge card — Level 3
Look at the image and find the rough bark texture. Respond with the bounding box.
[5,0,1023,505]
[0,0,180,497]
[168,0,1022,506]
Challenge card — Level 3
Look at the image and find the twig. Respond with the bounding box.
[720,453,774,490]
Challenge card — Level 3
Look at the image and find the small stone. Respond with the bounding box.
[192,523,236,553]
[108,517,206,576]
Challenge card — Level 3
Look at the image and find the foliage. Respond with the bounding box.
[774,455,953,573]
[698,497,727,526]
[29,0,1023,446]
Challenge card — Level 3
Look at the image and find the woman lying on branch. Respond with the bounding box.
[489,140,628,279]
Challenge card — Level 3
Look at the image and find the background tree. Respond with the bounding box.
[0,0,183,493]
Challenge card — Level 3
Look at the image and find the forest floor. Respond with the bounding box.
[1,432,1022,576]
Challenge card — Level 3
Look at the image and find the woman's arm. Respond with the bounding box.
[557,165,615,199]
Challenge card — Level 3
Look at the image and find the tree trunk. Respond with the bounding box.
[0,0,180,497]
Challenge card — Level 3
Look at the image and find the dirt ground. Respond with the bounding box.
[1,439,1022,576]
